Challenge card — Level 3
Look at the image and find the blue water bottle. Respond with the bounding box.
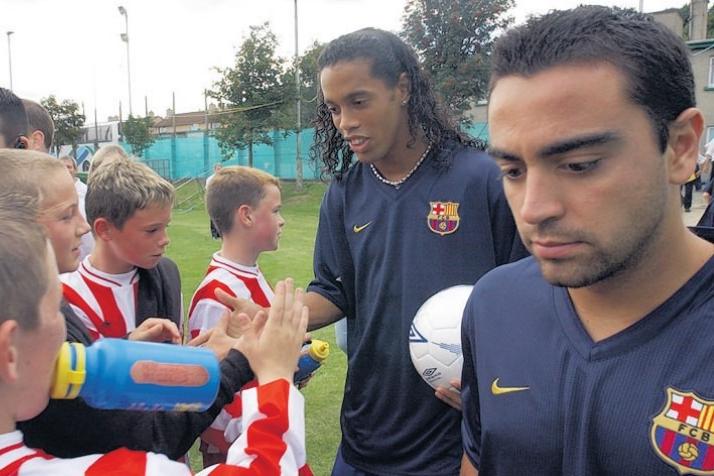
[50,339,220,412]
[294,339,329,385]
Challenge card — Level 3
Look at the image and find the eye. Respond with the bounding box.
[326,105,338,115]
[500,166,525,181]
[564,160,601,174]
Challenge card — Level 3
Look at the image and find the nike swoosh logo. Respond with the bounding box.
[491,378,529,395]
[353,221,373,233]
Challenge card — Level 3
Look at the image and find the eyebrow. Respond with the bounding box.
[489,132,622,162]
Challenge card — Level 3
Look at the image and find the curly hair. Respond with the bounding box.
[311,28,483,181]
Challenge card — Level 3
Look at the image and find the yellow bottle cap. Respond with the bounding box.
[309,339,330,361]
[50,342,87,399]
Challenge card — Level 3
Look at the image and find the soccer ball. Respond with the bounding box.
[409,285,473,391]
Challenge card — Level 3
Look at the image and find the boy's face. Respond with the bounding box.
[105,202,172,271]
[488,63,683,288]
[38,169,90,274]
[15,244,66,421]
[320,58,409,167]
[250,184,284,252]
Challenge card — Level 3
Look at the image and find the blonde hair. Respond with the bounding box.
[86,156,175,229]
[207,166,279,235]
[0,150,66,208]
[0,152,48,330]
[88,144,129,179]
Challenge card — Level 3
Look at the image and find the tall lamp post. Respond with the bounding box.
[294,0,303,189]
[118,6,132,116]
[6,31,13,91]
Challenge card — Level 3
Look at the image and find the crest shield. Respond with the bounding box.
[428,201,460,236]
[650,387,714,475]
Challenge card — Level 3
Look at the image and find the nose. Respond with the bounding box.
[76,214,91,237]
[158,229,170,248]
[336,109,359,135]
[517,170,565,226]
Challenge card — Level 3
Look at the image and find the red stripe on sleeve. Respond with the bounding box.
[0,451,52,476]
[188,281,236,319]
[85,448,148,475]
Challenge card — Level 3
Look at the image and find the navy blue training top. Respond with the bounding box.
[308,143,526,475]
[462,256,714,476]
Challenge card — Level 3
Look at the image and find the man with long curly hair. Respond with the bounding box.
[305,28,526,475]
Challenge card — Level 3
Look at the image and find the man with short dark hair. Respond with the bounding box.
[460,6,714,475]
[0,88,28,149]
[22,99,54,153]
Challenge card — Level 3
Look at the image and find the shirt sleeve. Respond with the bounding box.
[307,186,350,315]
[461,292,482,471]
[197,379,312,476]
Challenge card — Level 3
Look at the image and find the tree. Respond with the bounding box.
[278,40,325,131]
[41,95,85,157]
[122,115,155,158]
[678,3,714,39]
[401,0,514,121]
[210,22,285,167]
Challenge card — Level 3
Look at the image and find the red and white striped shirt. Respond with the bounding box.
[61,258,140,340]
[188,253,274,340]
[1,380,312,476]
[188,253,275,460]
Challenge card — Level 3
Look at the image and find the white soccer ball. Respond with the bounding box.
[409,285,473,391]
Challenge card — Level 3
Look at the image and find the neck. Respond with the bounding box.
[0,413,14,435]
[90,241,136,274]
[569,217,713,342]
[372,133,429,182]
[219,234,259,267]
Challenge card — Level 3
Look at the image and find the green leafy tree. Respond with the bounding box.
[210,22,285,167]
[41,95,85,157]
[401,0,514,121]
[122,115,155,158]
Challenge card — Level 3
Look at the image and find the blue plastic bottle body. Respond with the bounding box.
[293,351,321,385]
[79,339,220,412]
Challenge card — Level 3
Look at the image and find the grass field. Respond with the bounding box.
[167,180,345,476]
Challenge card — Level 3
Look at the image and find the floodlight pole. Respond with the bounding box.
[119,6,133,116]
[6,31,13,91]
[294,0,304,189]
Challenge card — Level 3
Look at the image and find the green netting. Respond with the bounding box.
[122,123,487,181]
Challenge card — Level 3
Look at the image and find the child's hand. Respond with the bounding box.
[186,312,241,360]
[215,288,266,324]
[128,318,181,344]
[232,279,309,384]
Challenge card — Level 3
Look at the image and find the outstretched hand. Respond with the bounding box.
[128,318,181,344]
[232,279,309,384]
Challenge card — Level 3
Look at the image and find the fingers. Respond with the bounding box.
[187,329,212,347]
[283,279,295,325]
[215,288,239,311]
[269,280,286,325]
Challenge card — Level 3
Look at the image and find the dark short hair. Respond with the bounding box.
[23,99,54,151]
[490,6,694,152]
[312,27,480,179]
[0,88,28,147]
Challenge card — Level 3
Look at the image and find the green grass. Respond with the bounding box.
[166,181,344,476]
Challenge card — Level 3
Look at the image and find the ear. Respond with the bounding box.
[29,130,46,152]
[93,217,114,242]
[667,107,704,185]
[0,320,19,383]
[397,72,411,106]
[236,205,254,228]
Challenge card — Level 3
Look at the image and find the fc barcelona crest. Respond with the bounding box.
[428,201,460,236]
[650,387,714,475]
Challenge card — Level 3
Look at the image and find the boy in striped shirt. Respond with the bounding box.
[189,166,285,466]
[0,188,311,474]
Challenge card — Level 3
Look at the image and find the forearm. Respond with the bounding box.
[305,291,343,330]
[461,453,479,476]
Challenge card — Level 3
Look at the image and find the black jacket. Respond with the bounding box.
[20,258,254,459]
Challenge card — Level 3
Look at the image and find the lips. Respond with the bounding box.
[531,240,583,260]
[345,136,369,154]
